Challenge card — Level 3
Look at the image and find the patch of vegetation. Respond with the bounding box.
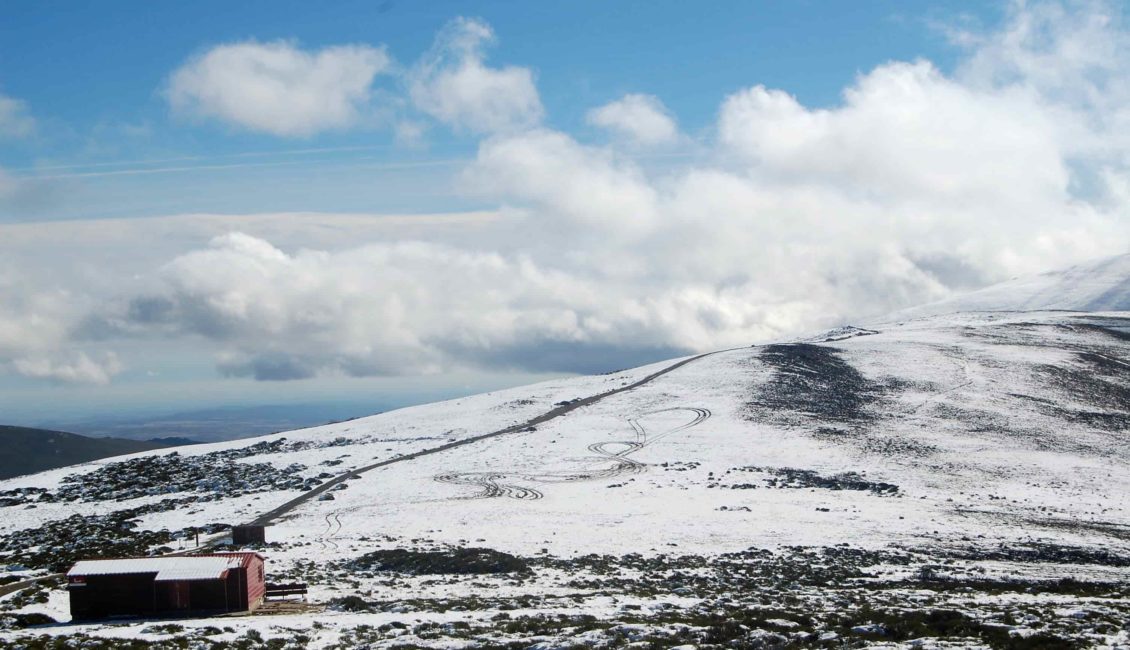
[833,607,1085,650]
[1032,355,1130,431]
[48,451,316,503]
[327,595,371,612]
[0,487,48,508]
[0,629,309,649]
[0,612,55,630]
[731,466,899,494]
[933,542,1130,567]
[747,343,888,424]
[348,547,529,575]
[0,499,194,571]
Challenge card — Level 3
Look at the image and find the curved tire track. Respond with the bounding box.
[434,473,544,500]
[315,513,339,551]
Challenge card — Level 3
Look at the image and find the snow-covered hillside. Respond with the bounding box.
[900,253,1130,317]
[1,310,1128,648]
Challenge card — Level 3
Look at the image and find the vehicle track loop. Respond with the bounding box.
[434,473,544,500]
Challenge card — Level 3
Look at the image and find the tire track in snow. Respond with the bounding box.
[434,473,544,500]
[315,513,338,551]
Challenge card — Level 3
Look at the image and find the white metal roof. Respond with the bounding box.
[68,556,244,581]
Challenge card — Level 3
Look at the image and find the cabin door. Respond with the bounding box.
[158,581,191,611]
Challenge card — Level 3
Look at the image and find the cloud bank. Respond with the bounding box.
[8,3,1130,385]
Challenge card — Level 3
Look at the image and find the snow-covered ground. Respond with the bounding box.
[894,253,1130,317]
[1,309,1128,648]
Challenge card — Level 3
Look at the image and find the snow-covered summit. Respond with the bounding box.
[898,252,1130,318]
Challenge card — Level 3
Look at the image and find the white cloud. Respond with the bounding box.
[13,352,121,385]
[717,61,1069,207]
[0,168,18,199]
[0,266,121,385]
[167,40,391,137]
[408,17,543,134]
[587,94,679,145]
[464,130,658,238]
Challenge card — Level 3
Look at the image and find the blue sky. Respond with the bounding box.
[0,1,976,221]
[1,1,1127,429]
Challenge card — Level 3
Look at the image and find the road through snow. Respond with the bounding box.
[248,350,719,527]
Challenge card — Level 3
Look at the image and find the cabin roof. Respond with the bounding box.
[67,554,257,582]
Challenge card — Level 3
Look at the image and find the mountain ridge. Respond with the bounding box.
[893,252,1130,319]
[0,426,177,481]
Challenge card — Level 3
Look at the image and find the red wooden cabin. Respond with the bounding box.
[66,552,265,620]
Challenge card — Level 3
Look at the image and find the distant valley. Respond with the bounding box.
[33,402,391,444]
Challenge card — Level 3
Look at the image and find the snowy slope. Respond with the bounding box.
[897,252,1130,317]
[1,309,1128,648]
[4,311,1125,556]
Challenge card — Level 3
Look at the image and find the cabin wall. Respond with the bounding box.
[69,574,250,620]
[245,555,266,609]
[69,573,158,620]
[156,581,190,611]
[224,569,246,610]
[188,579,230,611]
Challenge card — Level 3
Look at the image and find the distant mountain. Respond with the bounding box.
[0,426,175,480]
[39,401,387,444]
[898,252,1130,318]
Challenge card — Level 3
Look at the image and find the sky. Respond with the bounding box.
[1,1,1128,426]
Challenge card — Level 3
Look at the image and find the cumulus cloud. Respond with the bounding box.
[408,17,543,133]
[464,130,658,238]
[587,94,679,145]
[167,40,391,136]
[0,94,34,138]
